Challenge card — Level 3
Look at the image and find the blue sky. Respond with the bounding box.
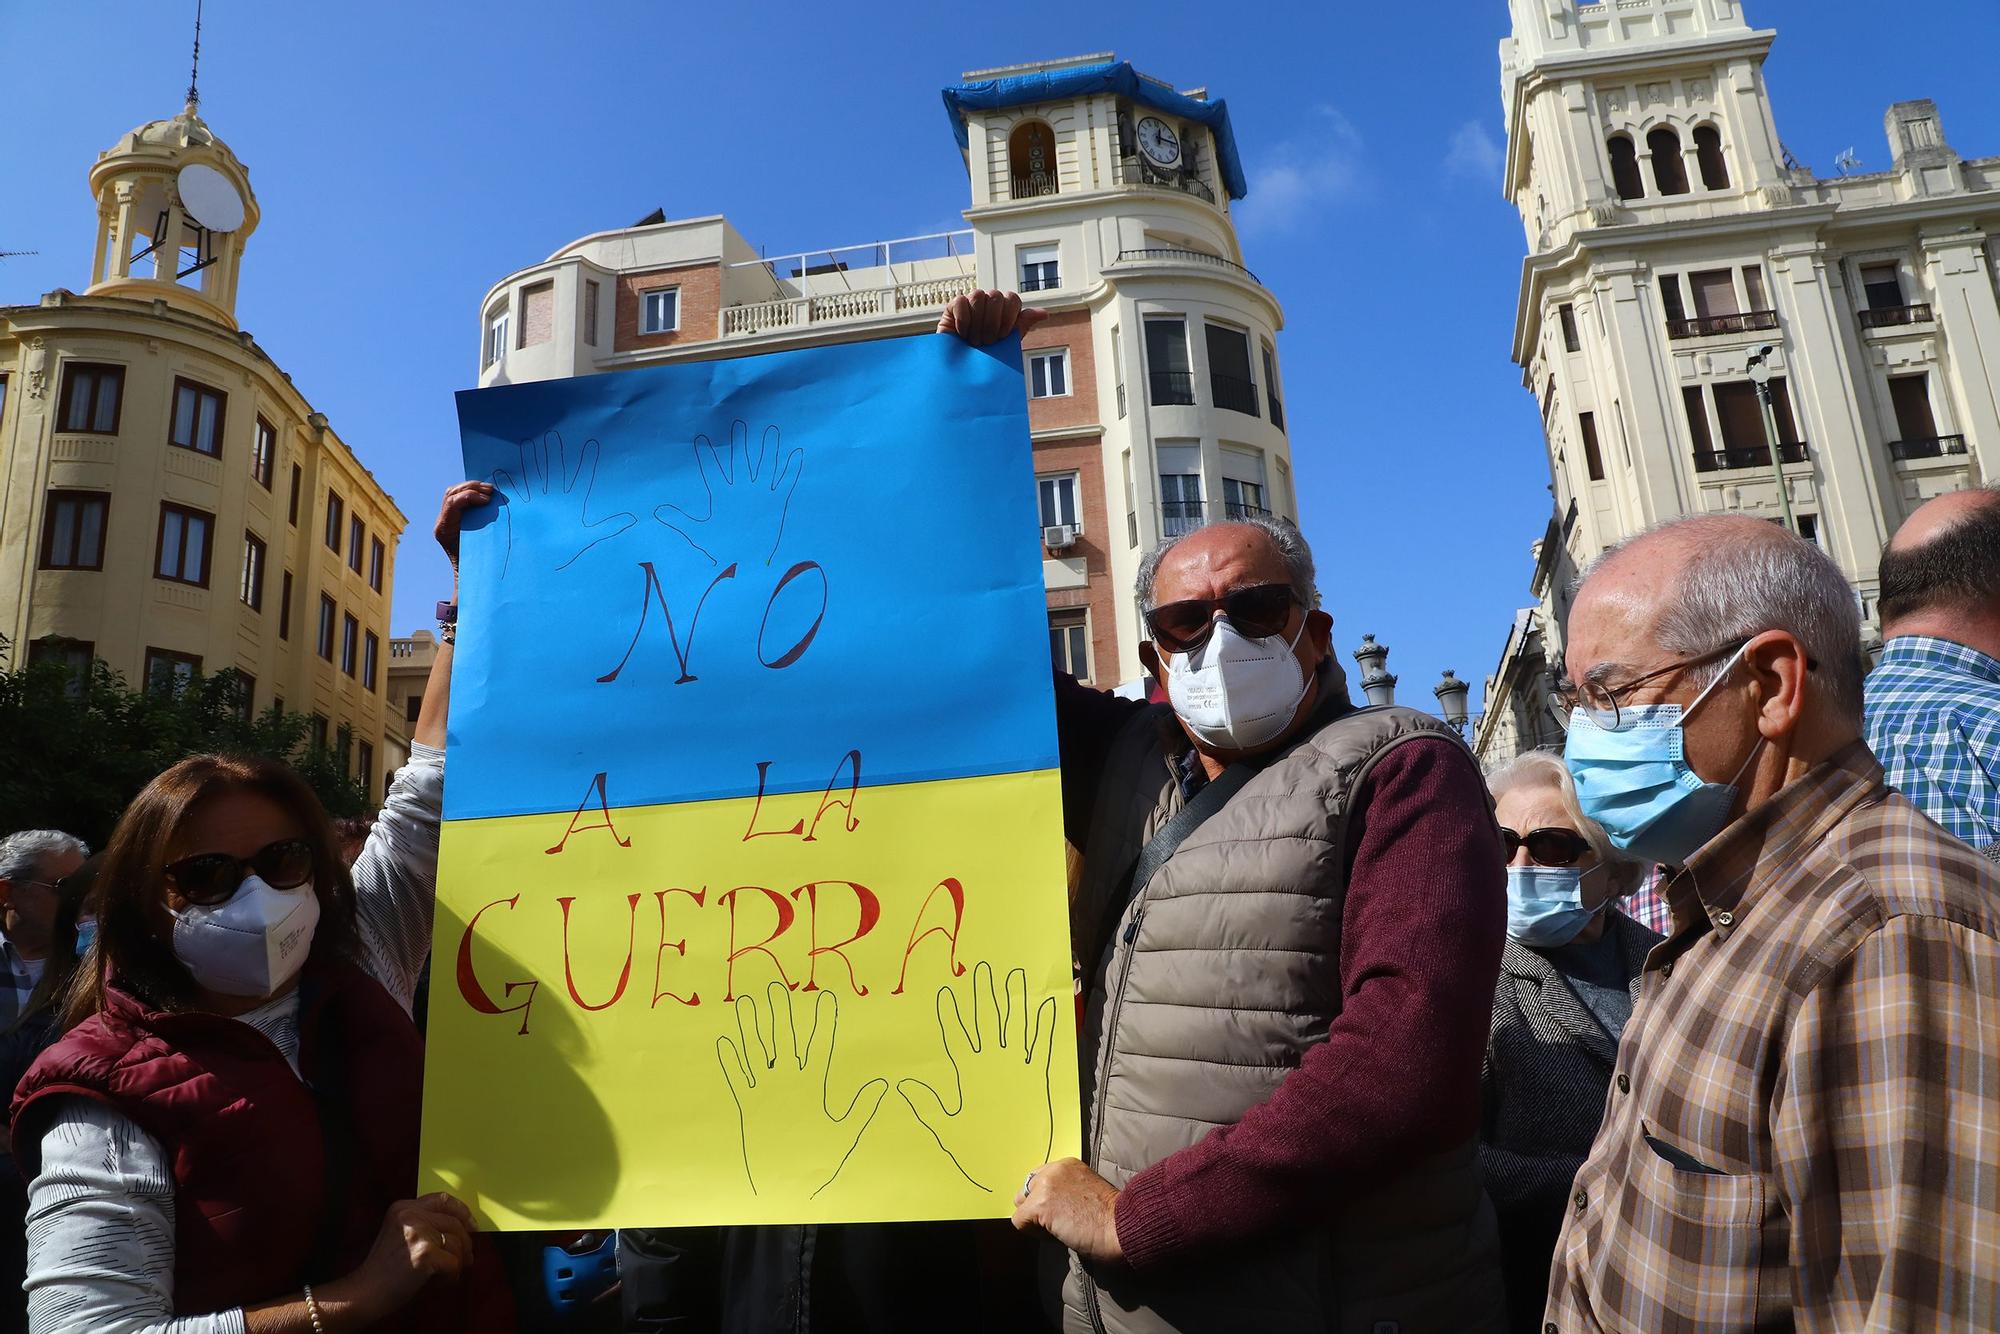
[6,1,1997,715]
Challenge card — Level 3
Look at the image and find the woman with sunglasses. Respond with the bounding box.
[1477,750,1659,1334]
[8,483,510,1334]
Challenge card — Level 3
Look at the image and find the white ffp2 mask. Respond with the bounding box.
[170,874,320,998]
[1165,615,1311,751]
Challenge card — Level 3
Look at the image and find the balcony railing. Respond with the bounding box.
[721,274,976,337]
[1269,393,1285,431]
[1224,501,1272,521]
[1666,309,1780,340]
[1210,373,1259,416]
[1111,154,1217,204]
[1860,303,1934,329]
[1149,370,1196,406]
[1011,173,1059,200]
[1020,274,1061,292]
[1161,499,1206,538]
[1112,248,1261,286]
[1693,441,1810,473]
[1888,434,1968,461]
[1116,382,1127,418]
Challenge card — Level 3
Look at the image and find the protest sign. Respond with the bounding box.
[419,332,1080,1230]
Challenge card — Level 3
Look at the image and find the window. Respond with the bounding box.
[1112,327,1126,419]
[1559,304,1581,353]
[317,595,337,662]
[1647,128,1689,195]
[359,741,376,795]
[1579,412,1607,481]
[0,374,8,426]
[1037,473,1080,530]
[583,279,600,347]
[40,491,108,570]
[1027,349,1069,398]
[240,531,266,610]
[170,378,226,457]
[483,309,509,368]
[279,570,293,640]
[363,630,380,691]
[1889,374,1940,443]
[1160,470,1203,537]
[28,638,93,694]
[520,281,554,348]
[1682,385,1715,455]
[230,672,256,720]
[1796,513,1820,546]
[341,613,359,677]
[1741,265,1770,313]
[289,464,302,525]
[406,693,423,726]
[1223,476,1266,519]
[1689,270,1739,319]
[1860,262,1904,310]
[58,362,124,434]
[1694,126,1730,189]
[1019,244,1060,292]
[1205,323,1258,416]
[324,490,344,552]
[1144,318,1195,405]
[251,416,276,488]
[1659,275,1687,324]
[1262,342,1284,430]
[155,503,214,586]
[1050,610,1090,679]
[1607,135,1644,201]
[310,713,329,752]
[641,288,679,334]
[348,515,365,572]
[368,537,385,592]
[1009,122,1058,198]
[144,648,201,696]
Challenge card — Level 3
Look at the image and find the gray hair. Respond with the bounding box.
[1135,515,1317,611]
[1580,517,1866,724]
[0,830,89,886]
[1487,750,1647,896]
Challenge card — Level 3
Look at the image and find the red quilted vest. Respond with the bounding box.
[11,958,510,1330]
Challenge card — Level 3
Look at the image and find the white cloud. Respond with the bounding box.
[1443,119,1505,184]
[1233,107,1369,237]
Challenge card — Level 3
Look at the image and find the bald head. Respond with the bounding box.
[1135,515,1316,612]
[1878,487,2000,642]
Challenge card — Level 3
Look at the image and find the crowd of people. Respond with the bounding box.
[0,290,1995,1332]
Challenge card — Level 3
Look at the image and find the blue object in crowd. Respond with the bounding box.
[542,1232,618,1322]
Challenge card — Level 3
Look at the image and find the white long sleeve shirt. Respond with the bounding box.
[22,744,444,1334]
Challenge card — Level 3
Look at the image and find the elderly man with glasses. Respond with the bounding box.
[0,830,89,1030]
[1544,514,2000,1331]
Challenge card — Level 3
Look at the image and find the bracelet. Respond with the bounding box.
[439,621,457,646]
[303,1283,326,1334]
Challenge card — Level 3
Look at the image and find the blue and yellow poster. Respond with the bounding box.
[418,333,1080,1230]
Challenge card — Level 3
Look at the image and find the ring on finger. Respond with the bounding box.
[1022,1170,1037,1197]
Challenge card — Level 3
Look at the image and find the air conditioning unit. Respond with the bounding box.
[1043,524,1078,551]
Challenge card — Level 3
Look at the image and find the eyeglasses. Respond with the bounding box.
[1549,639,1750,734]
[163,838,315,907]
[1500,826,1593,867]
[1145,583,1298,654]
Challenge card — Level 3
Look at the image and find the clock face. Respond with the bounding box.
[1136,116,1181,168]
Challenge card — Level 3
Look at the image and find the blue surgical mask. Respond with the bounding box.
[73,919,97,958]
[1506,866,1601,948]
[1563,646,1761,867]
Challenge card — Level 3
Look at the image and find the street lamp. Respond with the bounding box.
[1354,634,1398,708]
[1743,344,1799,533]
[1434,670,1471,738]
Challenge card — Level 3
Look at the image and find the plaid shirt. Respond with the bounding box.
[1865,635,2000,852]
[1621,867,1674,935]
[1545,741,2000,1331]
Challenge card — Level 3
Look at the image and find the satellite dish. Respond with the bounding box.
[176,163,244,232]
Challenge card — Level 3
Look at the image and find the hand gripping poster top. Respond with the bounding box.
[420,332,1080,1231]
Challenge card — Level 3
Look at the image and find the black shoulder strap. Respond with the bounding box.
[298,972,358,1284]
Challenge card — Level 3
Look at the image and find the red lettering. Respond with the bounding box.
[790,880,881,996]
[455,895,541,1036]
[891,877,969,995]
[599,560,739,684]
[757,560,827,670]
[742,761,805,841]
[803,750,862,842]
[650,887,706,1007]
[721,886,798,1001]
[557,893,642,1011]
[546,771,633,854]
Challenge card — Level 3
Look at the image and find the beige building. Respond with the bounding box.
[1474,0,2000,766]
[474,55,1293,688]
[0,100,407,797]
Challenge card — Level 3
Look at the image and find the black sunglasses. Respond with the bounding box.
[1500,826,1593,868]
[1145,583,1298,654]
[163,837,315,907]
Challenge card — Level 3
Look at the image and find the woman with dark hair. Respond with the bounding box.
[10,483,507,1334]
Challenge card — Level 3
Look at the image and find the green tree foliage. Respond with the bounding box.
[0,637,370,846]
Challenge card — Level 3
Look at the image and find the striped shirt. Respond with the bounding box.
[1545,741,2000,1332]
[1864,634,2000,853]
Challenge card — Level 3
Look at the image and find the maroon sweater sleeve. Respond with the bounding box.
[1110,735,1506,1270]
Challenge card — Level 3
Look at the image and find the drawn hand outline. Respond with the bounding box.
[717,983,888,1198]
[652,421,804,569]
[897,961,1059,1194]
[489,431,637,578]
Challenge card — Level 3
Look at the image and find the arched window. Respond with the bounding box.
[1009,122,1058,199]
[1694,125,1730,189]
[1648,127,1690,196]
[1607,135,1644,201]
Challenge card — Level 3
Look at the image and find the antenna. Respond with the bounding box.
[1834,146,1862,175]
[0,250,40,263]
[186,0,204,110]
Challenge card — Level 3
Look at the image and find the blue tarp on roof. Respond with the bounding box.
[941,60,1249,201]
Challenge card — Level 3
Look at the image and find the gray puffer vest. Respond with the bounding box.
[1060,673,1504,1334]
